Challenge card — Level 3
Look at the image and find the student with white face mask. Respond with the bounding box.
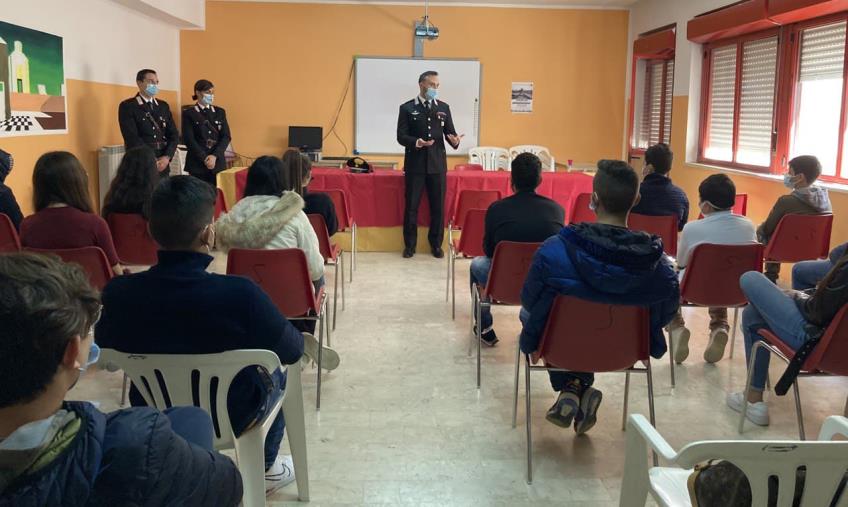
[181,79,232,186]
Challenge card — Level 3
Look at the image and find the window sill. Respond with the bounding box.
[686,162,848,195]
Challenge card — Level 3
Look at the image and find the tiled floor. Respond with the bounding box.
[71,251,848,506]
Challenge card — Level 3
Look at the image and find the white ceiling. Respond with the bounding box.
[211,0,636,8]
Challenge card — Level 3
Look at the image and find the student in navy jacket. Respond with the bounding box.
[520,160,679,435]
[0,149,22,230]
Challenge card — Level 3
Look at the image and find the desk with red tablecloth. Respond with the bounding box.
[219,167,593,252]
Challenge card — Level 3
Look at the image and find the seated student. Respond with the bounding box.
[471,152,564,345]
[758,155,832,283]
[0,148,23,230]
[216,156,338,369]
[0,253,242,505]
[101,145,158,219]
[520,160,679,434]
[20,151,123,277]
[631,143,689,231]
[667,174,757,364]
[95,176,304,496]
[282,149,338,236]
[792,242,848,291]
[728,253,848,426]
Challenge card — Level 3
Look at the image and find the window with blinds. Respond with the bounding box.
[663,59,674,144]
[704,45,738,162]
[632,60,673,150]
[791,21,846,177]
[737,36,778,166]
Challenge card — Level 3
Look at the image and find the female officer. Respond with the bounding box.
[181,79,232,185]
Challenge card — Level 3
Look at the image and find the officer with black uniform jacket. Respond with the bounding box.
[181,79,232,186]
[118,69,179,179]
[396,70,463,259]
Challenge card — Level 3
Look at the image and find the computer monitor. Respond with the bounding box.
[289,126,323,151]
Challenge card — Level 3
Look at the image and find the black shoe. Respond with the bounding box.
[473,326,499,346]
[403,247,414,258]
[432,247,444,258]
[574,387,603,435]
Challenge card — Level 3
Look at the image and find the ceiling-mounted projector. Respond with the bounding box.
[414,17,439,39]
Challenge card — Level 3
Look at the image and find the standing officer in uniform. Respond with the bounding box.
[118,69,179,180]
[397,70,463,258]
[181,79,232,186]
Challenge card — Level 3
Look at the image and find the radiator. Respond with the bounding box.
[98,144,188,209]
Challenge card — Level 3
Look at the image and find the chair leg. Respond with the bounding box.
[232,422,267,507]
[525,355,533,485]
[476,302,485,389]
[793,380,806,440]
[451,251,456,321]
[332,260,339,332]
[512,341,521,429]
[468,288,477,357]
[621,370,631,431]
[738,342,762,434]
[316,312,324,411]
[351,223,357,276]
[445,242,451,303]
[667,329,675,389]
[729,307,739,359]
[646,362,658,467]
[282,366,310,501]
[120,373,129,406]
[340,251,345,312]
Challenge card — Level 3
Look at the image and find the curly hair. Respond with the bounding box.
[102,145,158,218]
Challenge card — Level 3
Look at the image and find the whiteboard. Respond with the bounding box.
[354,57,481,155]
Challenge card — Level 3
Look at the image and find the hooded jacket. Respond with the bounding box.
[520,223,680,358]
[216,192,325,281]
[0,401,242,506]
[757,185,832,242]
[0,149,22,231]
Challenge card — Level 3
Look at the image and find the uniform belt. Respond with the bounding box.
[149,141,167,150]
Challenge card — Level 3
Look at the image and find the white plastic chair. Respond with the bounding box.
[509,145,555,172]
[620,413,848,507]
[100,348,309,506]
[468,147,510,171]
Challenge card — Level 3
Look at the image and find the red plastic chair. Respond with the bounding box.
[214,188,228,220]
[323,189,356,282]
[512,295,655,483]
[740,304,848,440]
[629,213,679,257]
[0,213,20,252]
[676,243,764,379]
[569,193,596,225]
[763,214,833,264]
[454,163,484,171]
[226,248,329,409]
[697,193,748,219]
[447,208,487,320]
[106,213,158,266]
[449,190,502,235]
[471,241,541,387]
[27,246,114,291]
[308,214,345,332]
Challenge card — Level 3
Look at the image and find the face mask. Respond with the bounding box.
[425,87,438,101]
[145,83,159,97]
[588,195,598,212]
[783,173,796,189]
[78,342,101,373]
[201,93,214,106]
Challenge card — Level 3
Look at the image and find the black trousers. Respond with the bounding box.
[403,171,446,249]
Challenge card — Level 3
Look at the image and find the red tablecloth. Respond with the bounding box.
[234,167,593,227]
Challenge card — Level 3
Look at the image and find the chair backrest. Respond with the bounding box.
[569,193,596,225]
[484,241,541,305]
[307,213,335,262]
[455,209,487,258]
[226,248,317,317]
[106,213,158,265]
[764,214,833,263]
[100,348,283,450]
[805,304,848,375]
[323,189,353,231]
[27,246,114,290]
[0,213,20,252]
[697,193,749,219]
[509,145,555,172]
[535,295,650,372]
[629,213,679,257]
[214,188,228,220]
[680,243,764,307]
[452,189,502,229]
[454,163,484,171]
[468,147,510,171]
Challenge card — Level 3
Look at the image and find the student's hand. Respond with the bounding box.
[156,156,170,171]
[205,155,216,169]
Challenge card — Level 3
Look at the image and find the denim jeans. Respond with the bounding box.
[230,369,287,470]
[164,406,215,451]
[740,272,809,391]
[517,306,594,392]
[470,256,493,331]
[792,259,833,291]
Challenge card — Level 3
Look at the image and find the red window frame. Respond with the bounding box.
[629,59,674,154]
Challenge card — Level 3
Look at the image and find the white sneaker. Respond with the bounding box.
[265,454,296,496]
[669,326,690,364]
[703,328,729,363]
[726,392,770,426]
[302,332,340,371]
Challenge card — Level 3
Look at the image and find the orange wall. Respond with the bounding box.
[180,1,629,167]
[2,79,178,215]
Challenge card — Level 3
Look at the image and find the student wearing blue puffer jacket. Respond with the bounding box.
[0,253,242,506]
[520,160,679,436]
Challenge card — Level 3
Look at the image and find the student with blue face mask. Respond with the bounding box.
[181,79,232,186]
[118,68,180,180]
[0,253,243,505]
